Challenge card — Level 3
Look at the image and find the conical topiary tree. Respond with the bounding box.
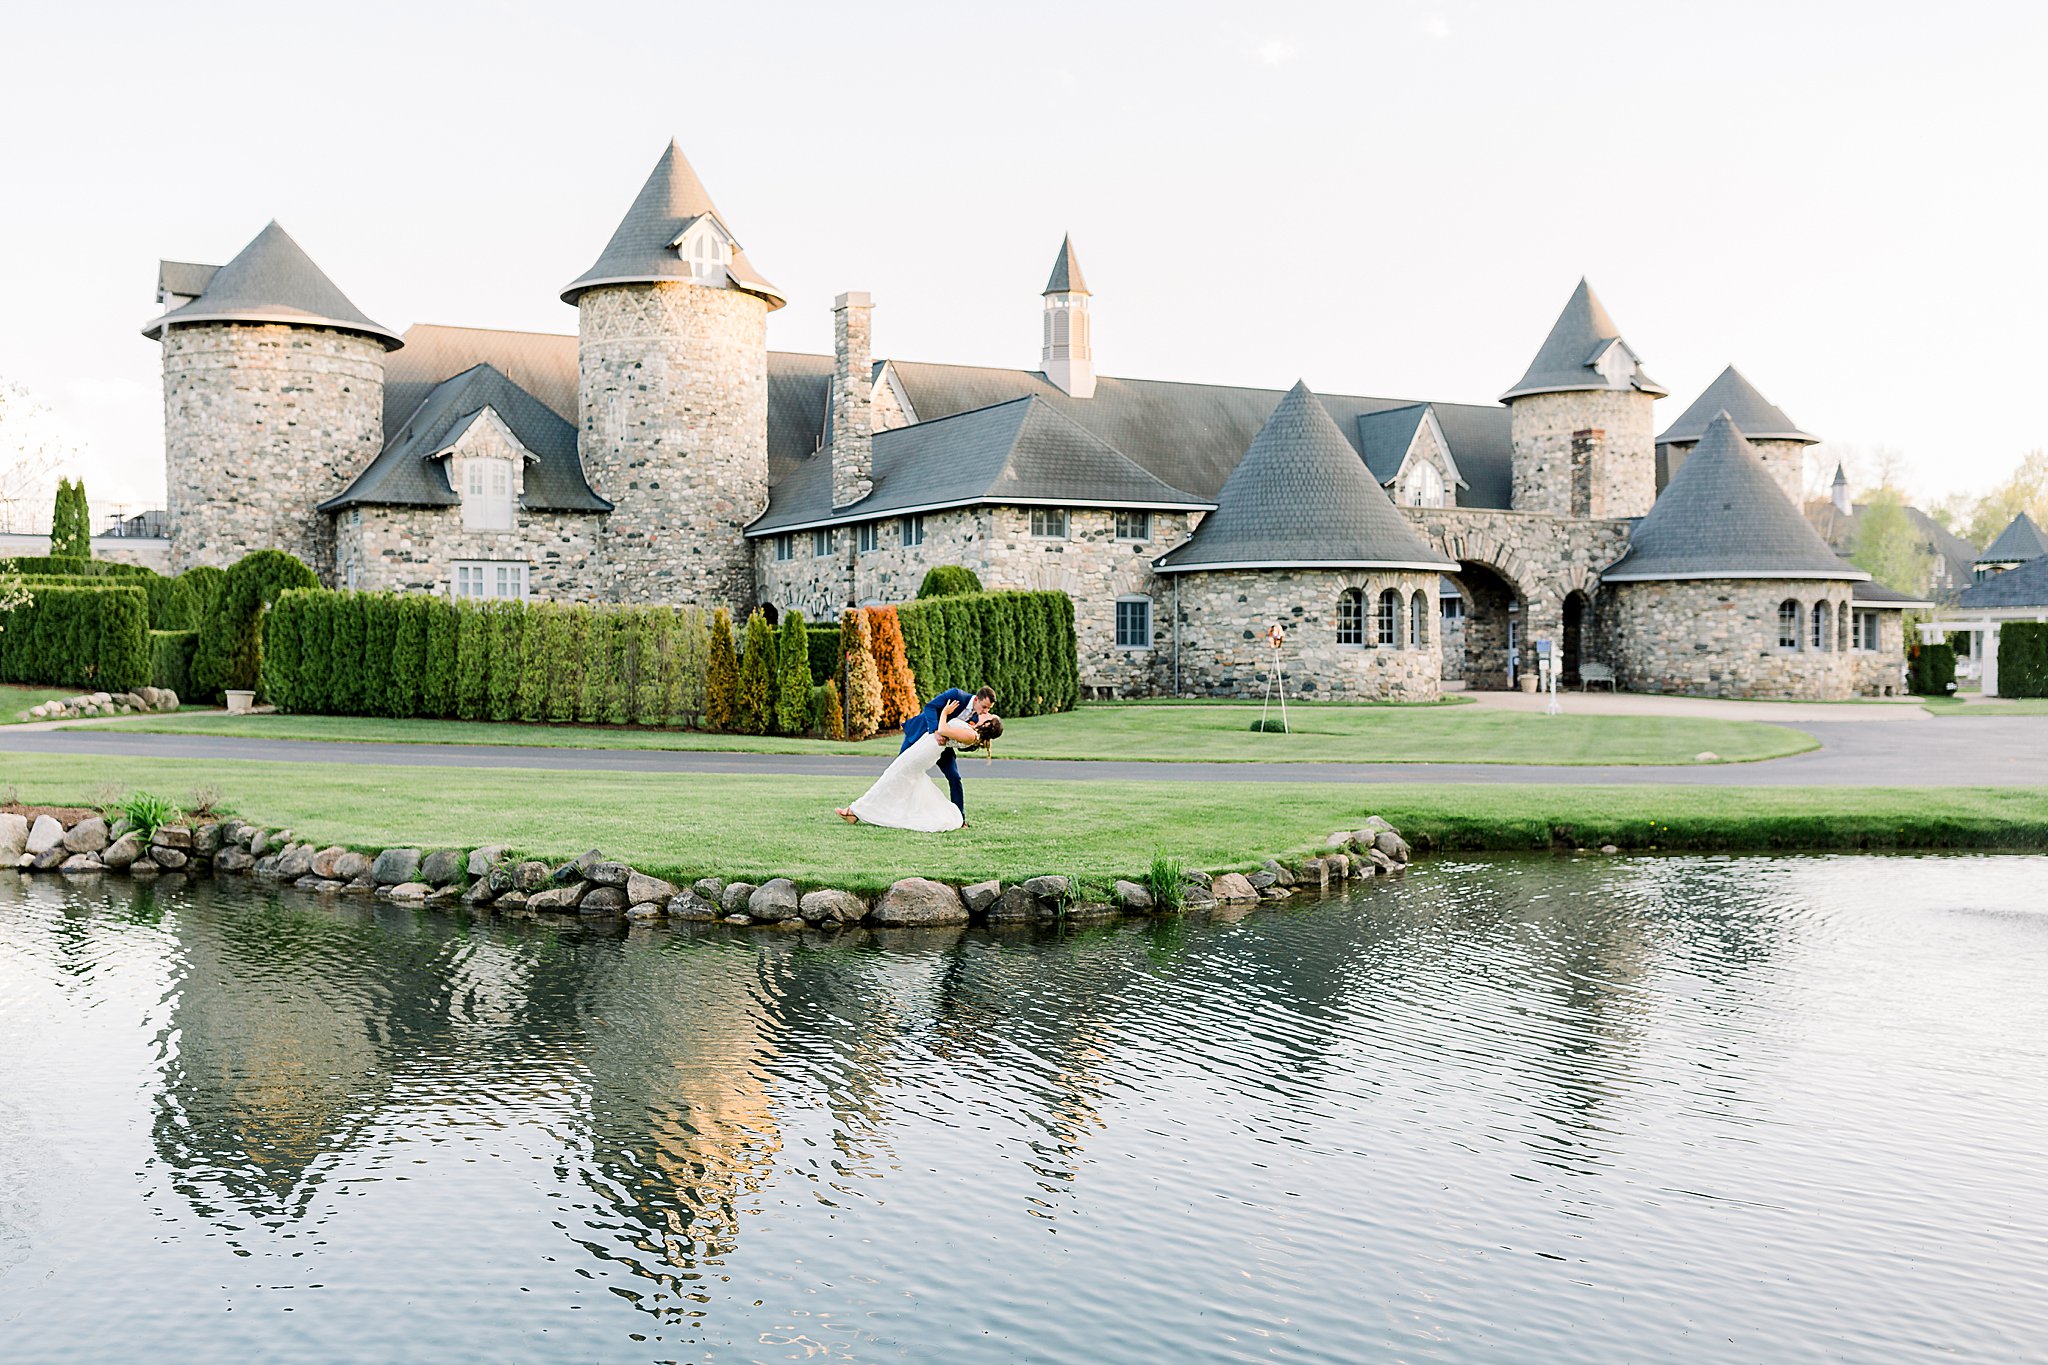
[705,607,739,732]
[736,609,776,736]
[841,607,882,742]
[867,605,919,729]
[774,607,812,736]
[48,479,91,559]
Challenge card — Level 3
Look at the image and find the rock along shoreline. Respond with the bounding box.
[1,807,1416,930]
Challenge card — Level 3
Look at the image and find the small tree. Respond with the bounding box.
[48,479,91,559]
[774,607,813,735]
[815,679,844,741]
[736,609,776,735]
[918,564,982,598]
[867,605,919,727]
[706,607,739,732]
[841,607,883,741]
[1852,486,1933,596]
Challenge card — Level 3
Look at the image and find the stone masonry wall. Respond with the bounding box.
[162,323,384,580]
[1168,569,1441,701]
[1509,389,1656,519]
[1609,577,1859,700]
[577,282,768,609]
[1853,611,1908,696]
[334,505,606,598]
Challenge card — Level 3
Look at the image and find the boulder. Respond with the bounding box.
[63,816,110,853]
[0,813,27,859]
[799,888,868,926]
[586,860,631,888]
[310,846,348,879]
[961,880,1001,915]
[626,871,678,906]
[101,832,145,870]
[224,821,253,848]
[986,886,1040,923]
[1324,852,1349,878]
[1600,844,1620,856]
[294,875,324,890]
[153,847,190,871]
[1368,848,1400,873]
[1360,816,1394,837]
[386,882,430,901]
[1372,830,1411,863]
[310,880,347,894]
[720,882,759,916]
[426,885,464,903]
[666,891,722,922]
[25,815,65,856]
[1022,875,1069,905]
[485,862,517,894]
[1182,885,1218,910]
[1182,870,1212,889]
[419,850,465,887]
[193,823,224,857]
[748,878,799,921]
[693,877,725,902]
[461,880,497,905]
[514,860,552,892]
[722,913,752,925]
[467,845,510,877]
[31,846,68,871]
[249,829,278,857]
[555,850,605,884]
[253,855,282,878]
[214,847,254,873]
[495,890,529,909]
[527,885,583,912]
[1247,869,1277,890]
[372,848,422,886]
[59,853,105,873]
[1113,879,1153,911]
[129,859,161,876]
[1211,873,1259,903]
[274,845,315,880]
[137,685,160,708]
[625,902,663,922]
[1297,857,1330,892]
[159,689,180,711]
[152,825,193,850]
[333,851,372,882]
[872,877,969,927]
[579,885,628,914]
[1262,859,1296,887]
[1325,830,1355,849]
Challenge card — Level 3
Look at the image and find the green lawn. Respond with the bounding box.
[85,701,1820,766]
[2,684,73,723]
[1923,697,2048,715]
[4,752,2042,893]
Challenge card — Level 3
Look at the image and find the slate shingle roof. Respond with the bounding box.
[1976,511,2048,565]
[320,364,608,514]
[1852,579,1931,609]
[1043,236,1089,294]
[1604,412,1865,582]
[1153,382,1455,574]
[746,396,1209,535]
[156,260,219,300]
[1805,496,1978,599]
[142,221,401,349]
[561,140,784,308]
[1957,551,2048,609]
[1658,364,1817,445]
[1500,278,1664,401]
[1355,403,1465,490]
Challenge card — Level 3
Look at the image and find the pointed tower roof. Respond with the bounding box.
[1604,413,1864,582]
[1500,278,1664,401]
[1155,382,1455,573]
[1043,235,1089,295]
[561,139,784,308]
[142,221,401,349]
[1977,511,2048,566]
[1832,462,1848,487]
[1657,365,1817,445]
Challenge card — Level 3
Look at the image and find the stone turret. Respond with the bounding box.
[1501,279,1664,518]
[1041,235,1094,398]
[564,139,783,607]
[1658,365,1819,506]
[144,222,400,578]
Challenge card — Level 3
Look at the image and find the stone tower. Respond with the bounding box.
[145,222,400,577]
[1041,235,1094,398]
[564,139,783,607]
[1500,279,1664,518]
[1655,365,1819,506]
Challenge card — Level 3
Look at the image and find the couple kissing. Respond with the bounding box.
[836,687,1003,833]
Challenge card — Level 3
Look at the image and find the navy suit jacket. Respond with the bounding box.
[901,688,975,812]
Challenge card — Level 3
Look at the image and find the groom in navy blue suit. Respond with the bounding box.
[900,686,995,817]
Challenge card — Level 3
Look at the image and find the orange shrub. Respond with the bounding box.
[866,605,919,729]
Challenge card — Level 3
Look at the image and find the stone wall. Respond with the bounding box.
[161,323,385,579]
[1166,569,1441,701]
[1508,388,1656,519]
[577,282,768,608]
[1608,577,1860,699]
[334,504,606,598]
[1852,610,1909,696]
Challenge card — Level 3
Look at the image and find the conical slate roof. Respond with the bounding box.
[1500,278,1665,401]
[562,140,784,308]
[142,221,401,348]
[1976,511,2048,565]
[1155,382,1455,573]
[1658,365,1816,445]
[1603,412,1865,582]
[1043,235,1089,295]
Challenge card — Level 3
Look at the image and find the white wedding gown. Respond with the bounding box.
[851,733,964,832]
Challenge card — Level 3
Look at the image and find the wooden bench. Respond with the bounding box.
[1578,662,1617,691]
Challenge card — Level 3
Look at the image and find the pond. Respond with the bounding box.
[2,857,2045,1362]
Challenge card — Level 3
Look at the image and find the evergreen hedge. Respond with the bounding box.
[0,584,150,691]
[1998,622,2048,698]
[150,629,197,695]
[917,564,983,598]
[192,550,319,698]
[706,609,739,731]
[895,590,1076,717]
[775,608,813,735]
[1907,641,1957,696]
[10,566,189,630]
[48,479,91,560]
[807,623,841,686]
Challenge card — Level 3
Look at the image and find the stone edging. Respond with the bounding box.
[2,808,1415,929]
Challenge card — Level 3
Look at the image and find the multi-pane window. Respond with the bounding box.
[1337,588,1365,645]
[1403,462,1446,508]
[1778,600,1802,650]
[1410,591,1428,648]
[774,534,793,562]
[902,514,925,548]
[1030,507,1068,539]
[1378,589,1401,647]
[452,560,528,601]
[857,523,879,554]
[1811,600,1831,651]
[1114,596,1152,649]
[1114,510,1151,541]
[812,528,836,556]
[460,458,514,531]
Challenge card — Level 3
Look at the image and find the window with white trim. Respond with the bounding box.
[812,528,835,556]
[461,457,515,531]
[902,513,925,547]
[774,534,793,562]
[1115,595,1152,649]
[1410,591,1428,648]
[1114,510,1151,541]
[452,560,528,601]
[1378,589,1402,647]
[1855,609,1881,651]
[1030,508,1069,538]
[1337,588,1365,645]
[1402,461,1446,508]
[1812,599,1831,652]
[1778,600,1802,650]
[857,522,880,554]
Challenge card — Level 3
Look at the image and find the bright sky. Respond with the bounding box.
[4,0,2044,524]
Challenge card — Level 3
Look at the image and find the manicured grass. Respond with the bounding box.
[85,701,1819,766]
[3,752,2042,893]
[1923,697,2048,715]
[1,685,73,723]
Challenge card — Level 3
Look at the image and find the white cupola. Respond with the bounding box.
[1041,235,1094,398]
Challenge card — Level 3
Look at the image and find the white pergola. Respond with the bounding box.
[1917,610,2048,696]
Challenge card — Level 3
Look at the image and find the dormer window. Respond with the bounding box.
[1402,461,1446,508]
[1593,339,1636,388]
[671,217,733,284]
[461,457,515,531]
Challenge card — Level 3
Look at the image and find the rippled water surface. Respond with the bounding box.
[3,857,2047,1363]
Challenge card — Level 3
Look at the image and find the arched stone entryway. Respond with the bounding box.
[1445,561,1525,690]
[1562,589,1590,685]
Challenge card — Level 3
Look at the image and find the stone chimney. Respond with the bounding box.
[831,291,874,509]
[1830,462,1852,517]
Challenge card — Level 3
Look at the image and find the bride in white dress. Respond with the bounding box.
[839,703,1001,833]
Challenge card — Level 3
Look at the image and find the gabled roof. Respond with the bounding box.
[1604,412,1866,583]
[156,260,218,300]
[1043,235,1089,295]
[320,364,609,514]
[1357,403,1465,490]
[1852,578,1932,609]
[561,139,784,308]
[1957,550,2048,609]
[1154,382,1455,574]
[1658,365,1817,445]
[142,221,401,349]
[745,395,1210,535]
[1976,511,2048,565]
[1805,496,1978,600]
[1500,278,1665,401]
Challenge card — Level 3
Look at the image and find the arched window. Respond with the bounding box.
[1403,461,1446,508]
[1336,588,1364,646]
[1778,600,1802,650]
[1410,590,1428,648]
[1378,589,1401,647]
[1812,600,1831,651]
[1839,604,1851,652]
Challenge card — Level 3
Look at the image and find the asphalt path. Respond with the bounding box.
[4,718,2045,786]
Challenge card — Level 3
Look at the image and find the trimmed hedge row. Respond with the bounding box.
[7,566,193,630]
[1999,622,2048,698]
[195,550,319,698]
[1908,641,1956,695]
[2,556,152,579]
[897,590,1076,718]
[0,584,151,691]
[151,630,198,695]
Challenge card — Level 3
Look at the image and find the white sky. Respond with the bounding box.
[3,0,2044,523]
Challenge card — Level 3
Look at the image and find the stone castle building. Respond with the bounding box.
[144,139,1920,702]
